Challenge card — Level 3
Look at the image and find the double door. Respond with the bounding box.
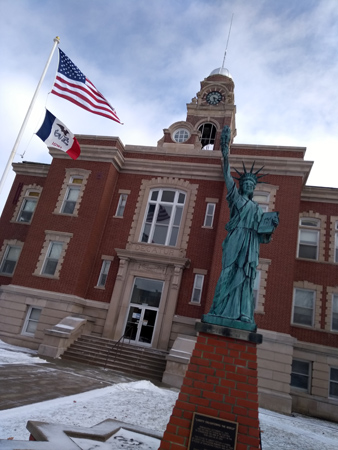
[124,305,158,345]
[123,277,163,346]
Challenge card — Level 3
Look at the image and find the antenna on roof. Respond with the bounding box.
[221,13,234,71]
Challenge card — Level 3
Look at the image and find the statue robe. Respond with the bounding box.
[209,183,264,322]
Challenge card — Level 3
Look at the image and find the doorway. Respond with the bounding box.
[124,277,164,346]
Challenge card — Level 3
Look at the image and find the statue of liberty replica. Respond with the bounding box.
[203,126,279,332]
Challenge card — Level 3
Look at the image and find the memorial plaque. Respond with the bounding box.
[188,413,238,450]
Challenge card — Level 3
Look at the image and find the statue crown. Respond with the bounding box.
[233,161,267,186]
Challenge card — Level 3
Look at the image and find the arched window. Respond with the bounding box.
[140,189,186,246]
[198,123,217,150]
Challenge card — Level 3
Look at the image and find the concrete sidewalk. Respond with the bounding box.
[0,355,145,411]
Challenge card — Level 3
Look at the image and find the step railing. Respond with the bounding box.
[103,325,134,370]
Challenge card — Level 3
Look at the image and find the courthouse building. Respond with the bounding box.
[0,68,337,421]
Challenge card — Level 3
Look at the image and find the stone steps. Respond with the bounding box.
[61,334,168,381]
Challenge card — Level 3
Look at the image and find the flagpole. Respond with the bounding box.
[0,36,60,196]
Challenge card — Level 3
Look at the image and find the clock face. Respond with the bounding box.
[206,91,222,105]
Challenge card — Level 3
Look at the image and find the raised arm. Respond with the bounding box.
[220,126,235,192]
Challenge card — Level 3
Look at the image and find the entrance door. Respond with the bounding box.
[123,277,164,346]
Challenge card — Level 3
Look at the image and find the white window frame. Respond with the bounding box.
[253,191,270,212]
[140,188,186,247]
[203,203,216,227]
[115,193,128,217]
[97,260,111,287]
[253,270,261,309]
[41,242,63,276]
[190,274,204,304]
[292,288,315,327]
[17,190,40,223]
[329,367,338,399]
[332,294,338,332]
[61,176,83,214]
[298,218,320,260]
[22,306,42,336]
[0,245,21,275]
[290,359,311,392]
[173,128,190,143]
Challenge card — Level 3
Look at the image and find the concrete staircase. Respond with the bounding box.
[61,334,168,381]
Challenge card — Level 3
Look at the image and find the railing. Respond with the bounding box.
[103,325,134,370]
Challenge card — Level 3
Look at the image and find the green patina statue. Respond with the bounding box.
[202,126,279,332]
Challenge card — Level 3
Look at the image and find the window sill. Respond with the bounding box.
[10,220,31,225]
[291,323,315,330]
[113,215,124,219]
[52,212,79,218]
[32,273,60,280]
[188,302,201,306]
[201,226,213,229]
[94,285,106,290]
[0,272,14,278]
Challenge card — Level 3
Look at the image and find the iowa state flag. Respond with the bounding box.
[36,109,81,160]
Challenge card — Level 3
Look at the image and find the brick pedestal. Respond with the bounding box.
[159,323,263,450]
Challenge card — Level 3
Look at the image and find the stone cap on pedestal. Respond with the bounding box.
[196,321,263,344]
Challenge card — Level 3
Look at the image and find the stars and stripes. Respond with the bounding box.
[51,49,121,124]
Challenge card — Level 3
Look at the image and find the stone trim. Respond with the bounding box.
[53,168,91,217]
[33,230,73,279]
[329,216,338,264]
[255,258,271,314]
[298,211,327,262]
[11,184,43,223]
[325,287,338,332]
[127,177,198,257]
[293,281,323,329]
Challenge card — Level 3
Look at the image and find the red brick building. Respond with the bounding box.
[0,68,337,421]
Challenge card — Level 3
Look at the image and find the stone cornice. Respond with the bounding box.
[121,154,313,184]
[49,146,125,171]
[301,185,338,204]
[232,143,307,156]
[12,162,50,177]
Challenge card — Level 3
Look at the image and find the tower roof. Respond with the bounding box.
[209,67,232,78]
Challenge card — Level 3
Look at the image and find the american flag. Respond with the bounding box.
[51,49,121,124]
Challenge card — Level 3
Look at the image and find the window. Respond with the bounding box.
[253,270,261,309]
[329,367,338,399]
[116,194,128,217]
[97,260,111,287]
[191,274,204,304]
[173,128,190,143]
[199,123,217,149]
[298,218,320,260]
[332,295,338,331]
[0,245,21,275]
[253,192,270,212]
[17,190,40,223]
[203,203,216,227]
[61,176,83,214]
[22,307,41,336]
[291,359,311,391]
[140,189,186,246]
[292,288,315,326]
[42,242,63,276]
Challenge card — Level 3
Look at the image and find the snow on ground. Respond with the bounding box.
[0,340,47,365]
[0,341,338,449]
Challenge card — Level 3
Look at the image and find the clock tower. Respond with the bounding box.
[157,67,237,151]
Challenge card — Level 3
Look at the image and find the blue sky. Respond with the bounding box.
[0,0,337,213]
